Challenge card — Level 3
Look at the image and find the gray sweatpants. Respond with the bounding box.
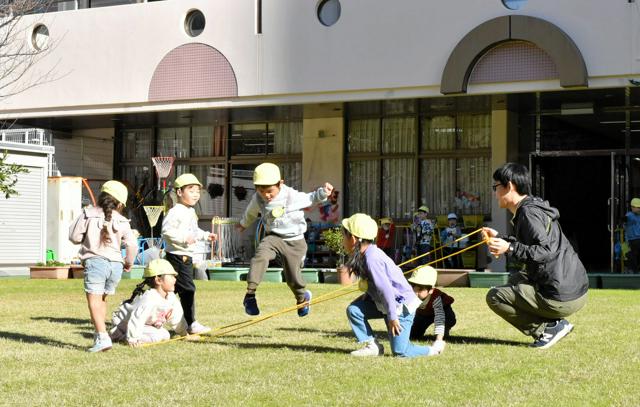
[486,272,587,339]
[246,235,308,302]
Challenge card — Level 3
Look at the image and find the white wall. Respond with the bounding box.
[1,0,638,118]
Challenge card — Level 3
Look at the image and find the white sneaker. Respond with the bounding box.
[350,340,384,357]
[188,321,212,335]
[88,334,112,353]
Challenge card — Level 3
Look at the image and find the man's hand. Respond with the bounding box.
[488,237,510,257]
[481,227,498,241]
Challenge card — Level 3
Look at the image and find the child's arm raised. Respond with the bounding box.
[289,182,334,210]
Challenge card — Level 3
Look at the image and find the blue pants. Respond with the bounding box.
[346,296,432,358]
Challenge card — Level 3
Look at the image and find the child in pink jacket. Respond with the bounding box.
[69,180,137,353]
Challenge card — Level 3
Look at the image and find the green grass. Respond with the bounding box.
[0,280,638,406]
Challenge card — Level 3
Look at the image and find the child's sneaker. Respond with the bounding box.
[243,293,260,316]
[297,290,312,317]
[351,339,384,357]
[88,334,112,353]
[188,321,211,335]
[530,319,574,349]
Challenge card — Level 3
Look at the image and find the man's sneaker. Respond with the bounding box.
[88,334,112,353]
[243,294,260,316]
[297,290,312,317]
[188,321,212,335]
[351,340,384,357]
[530,319,574,349]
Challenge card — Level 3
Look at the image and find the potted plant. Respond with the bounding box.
[30,260,70,279]
[321,227,352,285]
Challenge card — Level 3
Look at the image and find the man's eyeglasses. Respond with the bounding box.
[491,183,502,192]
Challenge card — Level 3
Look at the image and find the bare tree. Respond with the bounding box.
[0,0,58,100]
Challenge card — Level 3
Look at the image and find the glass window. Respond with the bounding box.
[230,124,270,156]
[192,164,226,217]
[191,126,219,157]
[421,116,456,151]
[230,164,256,218]
[347,160,381,218]
[157,127,190,158]
[271,122,303,155]
[185,10,206,37]
[383,159,416,218]
[31,25,49,50]
[280,162,302,191]
[317,0,341,27]
[121,129,153,160]
[382,117,416,154]
[348,119,380,153]
[502,0,527,10]
[459,114,491,149]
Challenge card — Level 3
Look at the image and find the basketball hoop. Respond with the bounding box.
[143,205,164,242]
[151,156,175,193]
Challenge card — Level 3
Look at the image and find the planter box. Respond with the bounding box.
[207,267,248,282]
[70,266,84,279]
[435,269,470,287]
[30,266,69,279]
[468,271,509,288]
[600,274,640,289]
[301,268,320,283]
[121,265,145,280]
[264,267,283,283]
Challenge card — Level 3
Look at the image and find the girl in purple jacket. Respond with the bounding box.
[343,213,439,358]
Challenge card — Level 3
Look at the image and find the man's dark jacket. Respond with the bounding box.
[504,196,588,301]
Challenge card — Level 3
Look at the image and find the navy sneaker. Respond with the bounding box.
[530,319,574,349]
[243,294,260,316]
[297,290,312,317]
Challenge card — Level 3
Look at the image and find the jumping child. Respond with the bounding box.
[162,173,216,335]
[343,213,440,358]
[110,259,188,346]
[407,265,456,353]
[238,163,333,316]
[69,180,138,352]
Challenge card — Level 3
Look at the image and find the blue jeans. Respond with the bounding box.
[346,296,432,358]
[83,257,123,295]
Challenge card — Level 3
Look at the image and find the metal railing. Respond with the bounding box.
[0,128,52,147]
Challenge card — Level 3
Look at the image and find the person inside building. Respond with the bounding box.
[624,198,640,274]
[237,162,333,317]
[413,206,435,265]
[162,174,217,336]
[439,213,467,269]
[407,265,456,352]
[483,162,589,349]
[110,259,188,346]
[69,180,138,353]
[376,217,396,261]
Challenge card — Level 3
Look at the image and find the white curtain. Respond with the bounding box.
[348,160,380,217]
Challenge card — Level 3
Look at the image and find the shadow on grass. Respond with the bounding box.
[31,316,89,326]
[276,327,354,339]
[0,330,85,351]
[215,340,346,354]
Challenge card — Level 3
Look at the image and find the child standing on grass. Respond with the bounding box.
[342,213,440,358]
[162,173,216,335]
[624,198,640,273]
[110,259,188,346]
[407,265,456,352]
[237,163,333,316]
[69,180,138,353]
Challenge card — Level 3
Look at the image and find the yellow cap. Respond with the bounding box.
[143,259,178,278]
[418,205,429,213]
[342,213,378,240]
[253,163,281,186]
[174,173,202,189]
[380,217,392,225]
[632,198,640,208]
[407,265,438,287]
[100,180,128,206]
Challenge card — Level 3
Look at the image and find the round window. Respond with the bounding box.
[502,0,527,10]
[317,0,341,27]
[31,24,49,51]
[185,10,205,37]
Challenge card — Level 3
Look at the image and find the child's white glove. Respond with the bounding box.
[431,339,446,355]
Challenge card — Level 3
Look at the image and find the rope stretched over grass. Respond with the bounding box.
[141,228,488,348]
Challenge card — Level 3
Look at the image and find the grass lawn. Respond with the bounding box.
[0,279,638,406]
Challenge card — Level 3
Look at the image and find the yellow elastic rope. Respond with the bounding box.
[141,228,489,348]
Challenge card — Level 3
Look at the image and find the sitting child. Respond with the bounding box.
[407,265,456,353]
[110,259,188,347]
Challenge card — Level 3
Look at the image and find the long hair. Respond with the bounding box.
[124,277,156,304]
[343,227,373,278]
[97,191,123,245]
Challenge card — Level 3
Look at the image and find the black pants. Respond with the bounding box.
[409,305,457,340]
[627,239,640,273]
[166,252,196,325]
[443,247,462,269]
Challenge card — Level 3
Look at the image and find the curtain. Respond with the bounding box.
[348,119,380,153]
[348,160,380,217]
[421,116,456,151]
[157,127,190,158]
[273,121,303,155]
[383,158,416,218]
[382,117,416,153]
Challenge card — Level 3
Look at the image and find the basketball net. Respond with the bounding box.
[151,156,175,193]
[143,205,164,241]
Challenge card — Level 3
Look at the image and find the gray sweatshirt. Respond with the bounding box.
[240,184,328,240]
